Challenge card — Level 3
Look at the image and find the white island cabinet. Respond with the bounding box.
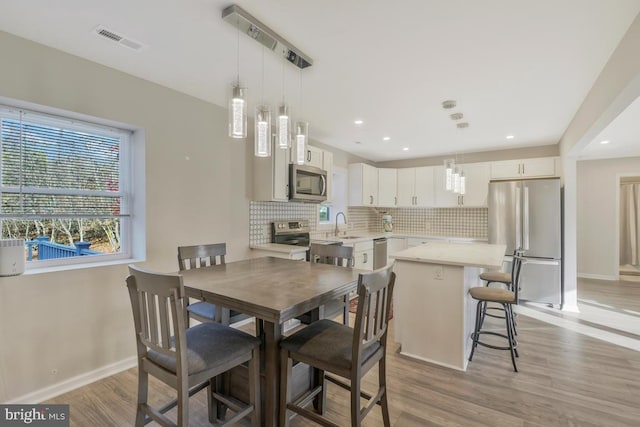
[391,241,506,371]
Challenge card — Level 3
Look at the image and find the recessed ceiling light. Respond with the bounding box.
[506,135,515,140]
[354,119,363,125]
[600,140,610,144]
[383,136,391,141]
[402,147,409,151]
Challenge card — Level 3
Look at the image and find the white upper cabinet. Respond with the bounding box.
[397,167,435,207]
[434,163,490,207]
[253,138,289,202]
[377,168,397,207]
[291,144,324,169]
[459,162,490,206]
[490,157,557,179]
[349,163,378,206]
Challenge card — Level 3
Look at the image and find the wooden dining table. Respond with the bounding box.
[178,256,362,427]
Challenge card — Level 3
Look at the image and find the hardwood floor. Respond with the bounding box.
[46,278,640,426]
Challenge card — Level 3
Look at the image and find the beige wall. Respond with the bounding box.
[577,157,640,279]
[0,31,257,402]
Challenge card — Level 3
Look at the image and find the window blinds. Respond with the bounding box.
[0,109,128,219]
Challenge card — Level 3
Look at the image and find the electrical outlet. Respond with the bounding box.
[434,265,444,280]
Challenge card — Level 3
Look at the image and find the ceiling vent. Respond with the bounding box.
[222,4,313,69]
[94,25,145,51]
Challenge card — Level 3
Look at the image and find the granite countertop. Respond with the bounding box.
[313,232,488,245]
[391,241,506,269]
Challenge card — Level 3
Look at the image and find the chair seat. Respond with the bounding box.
[280,319,380,372]
[469,286,516,303]
[147,322,260,375]
[187,301,243,321]
[479,271,512,284]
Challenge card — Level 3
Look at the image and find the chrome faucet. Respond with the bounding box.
[335,211,347,236]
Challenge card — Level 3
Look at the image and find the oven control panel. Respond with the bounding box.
[272,220,309,234]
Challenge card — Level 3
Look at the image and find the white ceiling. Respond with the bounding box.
[1,0,639,162]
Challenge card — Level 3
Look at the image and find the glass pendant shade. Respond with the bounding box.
[254,105,272,157]
[294,121,308,165]
[452,167,461,194]
[277,104,290,149]
[460,173,466,195]
[444,159,455,191]
[229,85,247,138]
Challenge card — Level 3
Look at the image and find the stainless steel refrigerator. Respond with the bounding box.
[488,178,563,306]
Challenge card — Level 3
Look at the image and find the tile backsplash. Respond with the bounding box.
[249,201,488,245]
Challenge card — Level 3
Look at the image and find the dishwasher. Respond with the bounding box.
[373,237,388,269]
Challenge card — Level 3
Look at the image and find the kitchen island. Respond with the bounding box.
[391,241,507,371]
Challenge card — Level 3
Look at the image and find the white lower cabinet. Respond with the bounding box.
[344,240,374,271]
[251,249,307,261]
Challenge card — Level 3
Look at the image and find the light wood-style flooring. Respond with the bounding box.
[47,278,640,426]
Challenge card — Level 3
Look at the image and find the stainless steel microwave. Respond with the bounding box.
[289,164,327,203]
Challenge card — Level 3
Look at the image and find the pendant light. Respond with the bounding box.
[294,68,307,164]
[229,15,247,139]
[254,47,271,157]
[452,165,461,194]
[444,159,455,191]
[277,54,290,149]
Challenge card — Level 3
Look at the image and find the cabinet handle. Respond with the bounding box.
[394,196,397,205]
[522,163,525,175]
[363,253,368,263]
[370,195,374,204]
[307,150,311,162]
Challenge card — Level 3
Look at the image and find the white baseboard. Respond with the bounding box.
[578,273,617,281]
[7,356,137,404]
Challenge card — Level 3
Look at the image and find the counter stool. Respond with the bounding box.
[478,251,516,323]
[469,254,524,372]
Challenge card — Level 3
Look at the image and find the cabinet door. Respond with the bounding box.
[362,164,378,206]
[354,249,374,271]
[323,150,333,203]
[396,168,416,207]
[490,160,522,179]
[414,166,435,207]
[378,168,397,207]
[460,162,490,206]
[273,144,289,201]
[305,145,323,168]
[348,163,378,206]
[433,165,459,207]
[521,157,556,178]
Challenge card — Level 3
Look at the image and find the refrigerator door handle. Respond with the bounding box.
[523,186,530,250]
[515,186,522,250]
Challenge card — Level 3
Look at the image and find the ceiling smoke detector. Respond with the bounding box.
[442,100,457,109]
[450,112,464,120]
[457,122,470,129]
[93,25,144,51]
[222,4,313,69]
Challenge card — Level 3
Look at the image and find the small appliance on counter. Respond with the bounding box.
[382,214,393,233]
[0,239,25,276]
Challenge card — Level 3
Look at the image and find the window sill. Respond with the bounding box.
[23,257,144,275]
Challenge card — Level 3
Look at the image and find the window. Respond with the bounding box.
[0,106,132,267]
[319,205,330,222]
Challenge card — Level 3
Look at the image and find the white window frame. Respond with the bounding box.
[0,99,145,272]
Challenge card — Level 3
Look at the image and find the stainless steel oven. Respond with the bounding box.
[289,164,327,203]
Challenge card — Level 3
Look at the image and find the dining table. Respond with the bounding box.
[178,256,362,427]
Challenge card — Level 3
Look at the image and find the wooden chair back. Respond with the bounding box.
[309,243,354,268]
[178,243,226,271]
[126,265,187,375]
[351,264,395,366]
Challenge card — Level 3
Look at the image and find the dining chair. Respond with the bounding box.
[298,243,355,326]
[177,243,247,325]
[468,252,524,371]
[280,264,396,427]
[126,264,261,426]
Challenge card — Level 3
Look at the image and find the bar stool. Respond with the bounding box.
[478,250,516,322]
[469,253,524,371]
